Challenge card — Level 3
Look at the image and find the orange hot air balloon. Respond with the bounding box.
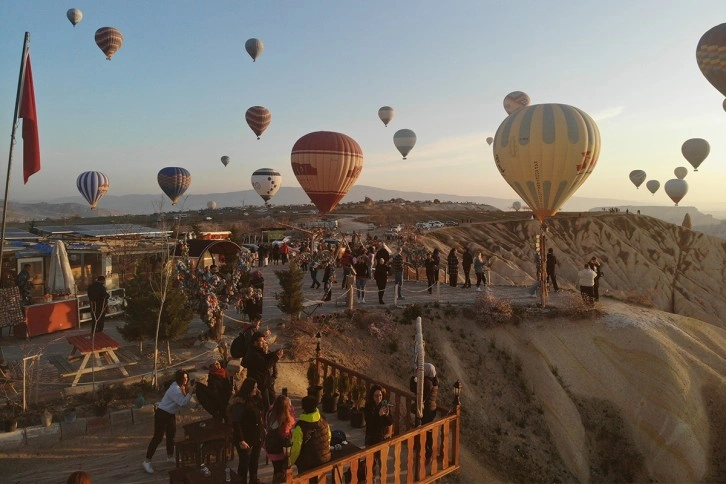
[291,131,364,215]
[95,27,124,60]
[696,24,726,98]
[245,106,271,139]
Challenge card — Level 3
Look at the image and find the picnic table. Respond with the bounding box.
[55,333,137,386]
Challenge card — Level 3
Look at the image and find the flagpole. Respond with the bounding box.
[0,32,30,283]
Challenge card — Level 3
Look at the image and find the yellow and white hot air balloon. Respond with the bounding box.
[492,103,601,222]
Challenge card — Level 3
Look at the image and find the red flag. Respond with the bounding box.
[19,55,40,184]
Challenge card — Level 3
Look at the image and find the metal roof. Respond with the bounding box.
[3,228,42,240]
[34,224,171,238]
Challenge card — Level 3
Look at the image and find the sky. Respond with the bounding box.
[2,1,726,210]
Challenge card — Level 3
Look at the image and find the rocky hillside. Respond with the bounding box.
[422,212,726,330]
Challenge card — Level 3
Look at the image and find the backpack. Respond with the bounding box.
[230,332,246,359]
[331,429,347,446]
[264,414,283,454]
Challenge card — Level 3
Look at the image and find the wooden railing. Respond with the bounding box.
[285,357,461,483]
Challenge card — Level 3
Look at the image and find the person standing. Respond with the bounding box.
[265,395,296,483]
[546,248,559,292]
[363,385,394,481]
[373,257,390,304]
[322,262,335,302]
[461,247,473,288]
[424,252,437,294]
[15,263,33,306]
[410,363,439,464]
[588,256,603,301]
[353,256,370,304]
[143,370,196,474]
[473,252,487,291]
[391,246,405,299]
[244,331,283,411]
[447,248,459,287]
[432,248,441,285]
[290,396,331,480]
[87,275,109,334]
[309,262,321,289]
[230,378,265,484]
[578,262,597,305]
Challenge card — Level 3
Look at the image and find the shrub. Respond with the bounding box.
[401,303,423,322]
[475,292,514,327]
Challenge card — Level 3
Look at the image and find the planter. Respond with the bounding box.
[307,385,323,404]
[337,401,352,421]
[41,409,53,428]
[349,410,366,429]
[4,418,18,432]
[135,395,146,409]
[63,409,77,423]
[321,393,339,413]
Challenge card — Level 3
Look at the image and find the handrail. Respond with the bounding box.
[288,410,461,483]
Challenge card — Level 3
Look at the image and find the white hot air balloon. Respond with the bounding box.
[674,166,688,179]
[207,201,217,210]
[665,179,688,206]
[251,168,282,204]
[393,129,416,159]
[66,8,83,27]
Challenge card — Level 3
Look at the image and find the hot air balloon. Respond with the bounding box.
[393,129,416,159]
[245,106,271,139]
[646,180,660,195]
[207,201,217,210]
[681,138,709,171]
[696,24,726,99]
[66,8,83,26]
[629,170,647,189]
[512,201,522,212]
[158,167,191,205]
[245,38,264,62]
[95,27,123,60]
[378,106,394,127]
[486,137,494,146]
[503,91,530,115]
[220,156,230,167]
[665,179,688,206]
[723,99,726,112]
[674,166,688,179]
[76,171,109,209]
[492,103,601,222]
[291,131,364,215]
[251,168,282,204]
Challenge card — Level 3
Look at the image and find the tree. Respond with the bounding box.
[403,242,429,280]
[274,260,305,321]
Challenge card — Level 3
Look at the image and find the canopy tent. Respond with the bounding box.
[47,240,76,296]
[175,239,247,269]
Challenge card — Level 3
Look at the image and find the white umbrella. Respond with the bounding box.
[47,240,76,296]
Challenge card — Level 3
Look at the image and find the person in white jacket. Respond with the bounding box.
[578,263,597,305]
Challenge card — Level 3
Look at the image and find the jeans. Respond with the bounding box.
[356,279,367,299]
[146,408,176,459]
[394,272,403,296]
[236,444,262,484]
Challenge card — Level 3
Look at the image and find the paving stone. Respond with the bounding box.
[132,404,155,424]
[109,408,133,427]
[0,427,25,449]
[86,415,111,433]
[25,423,61,445]
[60,418,87,440]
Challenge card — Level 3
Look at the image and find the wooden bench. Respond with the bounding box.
[48,354,77,377]
[300,299,325,317]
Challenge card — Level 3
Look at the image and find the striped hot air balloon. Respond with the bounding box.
[696,24,726,98]
[76,171,110,209]
[157,167,191,205]
[393,129,416,159]
[245,106,271,139]
[378,106,395,127]
[245,38,264,62]
[251,168,282,203]
[291,131,364,215]
[95,27,124,60]
[493,103,601,222]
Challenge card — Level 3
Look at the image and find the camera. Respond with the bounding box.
[381,400,393,407]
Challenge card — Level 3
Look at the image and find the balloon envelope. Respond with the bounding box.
[674,166,688,179]
[378,106,394,127]
[503,91,530,115]
[629,170,647,188]
[393,129,416,159]
[493,103,601,222]
[76,171,109,209]
[158,167,191,205]
[681,138,709,171]
[512,201,522,211]
[245,106,271,139]
[665,179,688,206]
[291,131,364,215]
[245,38,264,62]
[486,137,494,146]
[95,27,123,60]
[696,24,726,97]
[646,180,660,195]
[251,168,282,203]
[66,8,83,26]
[220,156,230,167]
[207,201,217,210]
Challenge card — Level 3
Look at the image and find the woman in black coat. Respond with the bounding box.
[364,384,394,446]
[373,258,390,304]
[230,378,265,484]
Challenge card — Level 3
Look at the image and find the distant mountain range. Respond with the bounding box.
[2,185,725,229]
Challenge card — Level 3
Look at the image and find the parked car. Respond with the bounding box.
[445,220,459,226]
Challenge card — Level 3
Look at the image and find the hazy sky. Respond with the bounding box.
[2,1,726,209]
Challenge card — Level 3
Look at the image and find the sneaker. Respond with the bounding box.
[143,461,155,474]
[167,454,175,463]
